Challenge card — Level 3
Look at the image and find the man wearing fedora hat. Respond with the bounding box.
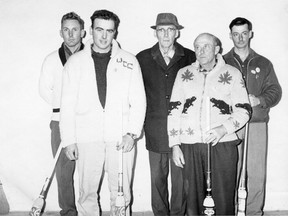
[136,13,196,216]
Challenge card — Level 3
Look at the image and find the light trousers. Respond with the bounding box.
[76,141,135,216]
[237,122,267,216]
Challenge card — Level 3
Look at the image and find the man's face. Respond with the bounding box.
[60,19,84,48]
[230,24,252,49]
[155,25,179,50]
[194,34,219,68]
[90,18,115,53]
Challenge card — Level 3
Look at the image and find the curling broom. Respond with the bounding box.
[203,96,215,216]
[203,142,215,216]
[237,124,249,216]
[0,179,10,215]
[29,142,63,216]
[115,147,126,216]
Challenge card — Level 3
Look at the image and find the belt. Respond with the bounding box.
[53,108,60,113]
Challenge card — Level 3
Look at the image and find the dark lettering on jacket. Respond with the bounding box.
[116,58,133,70]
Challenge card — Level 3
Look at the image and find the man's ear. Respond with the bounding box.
[60,30,63,38]
[249,30,254,39]
[215,45,220,55]
[229,32,232,40]
[81,29,86,38]
[175,29,180,40]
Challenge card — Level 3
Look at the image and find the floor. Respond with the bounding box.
[1,211,288,216]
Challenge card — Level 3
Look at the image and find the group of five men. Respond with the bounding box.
[39,9,281,216]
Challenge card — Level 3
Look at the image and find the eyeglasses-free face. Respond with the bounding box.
[90,18,116,53]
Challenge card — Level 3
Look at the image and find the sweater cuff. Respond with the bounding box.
[60,139,76,148]
[222,121,234,135]
[258,96,267,108]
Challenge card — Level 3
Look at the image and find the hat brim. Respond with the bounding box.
[151,24,184,30]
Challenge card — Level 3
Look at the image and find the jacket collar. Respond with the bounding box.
[227,47,257,60]
[194,54,225,74]
[151,42,185,59]
[58,42,84,66]
[151,42,185,69]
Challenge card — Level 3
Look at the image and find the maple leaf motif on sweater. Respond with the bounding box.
[218,71,232,85]
[170,128,178,137]
[233,120,240,129]
[181,69,194,82]
[186,127,194,135]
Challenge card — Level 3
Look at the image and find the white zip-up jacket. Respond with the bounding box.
[168,54,251,147]
[60,39,146,147]
[39,49,63,121]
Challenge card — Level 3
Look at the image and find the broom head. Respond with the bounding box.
[115,193,125,216]
[29,196,45,216]
[203,195,215,216]
[0,181,10,215]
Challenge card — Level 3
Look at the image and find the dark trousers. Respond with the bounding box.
[50,121,77,216]
[149,151,186,216]
[182,141,238,216]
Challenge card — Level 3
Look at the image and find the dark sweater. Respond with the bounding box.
[91,49,111,108]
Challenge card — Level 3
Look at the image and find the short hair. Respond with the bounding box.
[194,33,223,54]
[229,17,252,31]
[90,9,120,35]
[214,35,223,54]
[61,12,85,30]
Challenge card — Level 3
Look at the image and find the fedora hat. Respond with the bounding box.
[151,13,184,30]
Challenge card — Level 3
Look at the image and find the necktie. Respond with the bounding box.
[164,55,171,65]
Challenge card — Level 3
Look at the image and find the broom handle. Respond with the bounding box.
[39,142,64,197]
[240,124,249,186]
[207,142,212,192]
[118,147,123,193]
[206,96,212,193]
[237,124,249,216]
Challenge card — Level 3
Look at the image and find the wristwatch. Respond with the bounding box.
[126,132,137,140]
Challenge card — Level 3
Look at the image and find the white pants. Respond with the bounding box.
[76,141,135,216]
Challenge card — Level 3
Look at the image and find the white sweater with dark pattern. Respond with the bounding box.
[168,54,251,147]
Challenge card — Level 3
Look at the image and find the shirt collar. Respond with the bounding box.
[159,45,175,59]
[64,43,82,59]
[199,59,217,73]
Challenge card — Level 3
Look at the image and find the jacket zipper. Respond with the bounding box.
[200,73,208,143]
[233,56,255,89]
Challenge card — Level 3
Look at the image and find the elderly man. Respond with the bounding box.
[168,33,251,215]
[136,13,195,216]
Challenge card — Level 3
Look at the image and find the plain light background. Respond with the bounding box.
[0,0,287,212]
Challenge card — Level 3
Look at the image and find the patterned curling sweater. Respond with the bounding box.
[167,54,252,147]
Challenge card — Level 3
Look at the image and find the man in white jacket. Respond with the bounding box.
[39,12,85,216]
[60,9,146,216]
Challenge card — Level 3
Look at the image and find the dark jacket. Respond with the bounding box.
[224,48,282,123]
[136,42,196,153]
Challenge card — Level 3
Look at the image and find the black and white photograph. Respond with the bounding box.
[0,0,287,215]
